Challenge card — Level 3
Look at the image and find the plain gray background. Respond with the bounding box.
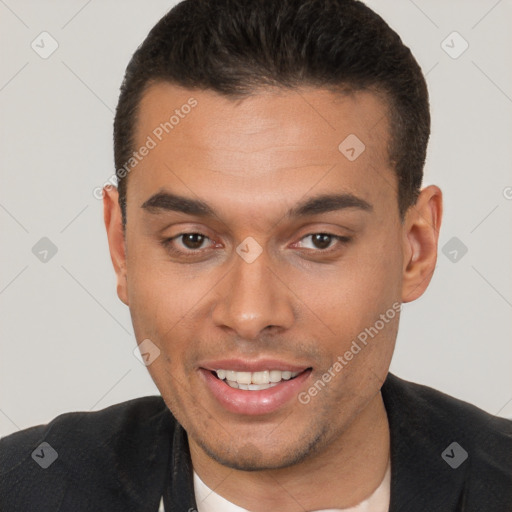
[1,0,511,438]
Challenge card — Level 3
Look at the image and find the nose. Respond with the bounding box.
[211,247,295,340]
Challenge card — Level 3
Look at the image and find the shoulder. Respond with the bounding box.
[383,372,512,441]
[0,395,170,467]
[383,373,512,507]
[0,396,174,511]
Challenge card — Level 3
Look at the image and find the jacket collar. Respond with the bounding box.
[163,421,197,511]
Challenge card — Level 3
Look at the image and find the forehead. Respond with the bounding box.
[128,82,396,220]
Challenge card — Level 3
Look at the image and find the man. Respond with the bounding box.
[1,0,511,510]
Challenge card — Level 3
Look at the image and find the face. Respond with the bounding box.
[104,82,440,470]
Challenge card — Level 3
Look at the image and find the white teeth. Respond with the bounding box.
[216,368,302,389]
[269,370,282,383]
[236,372,252,385]
[248,383,275,390]
[226,370,237,381]
[252,370,270,384]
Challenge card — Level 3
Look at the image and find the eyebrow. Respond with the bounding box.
[141,191,373,218]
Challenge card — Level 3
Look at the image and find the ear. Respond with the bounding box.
[401,185,443,303]
[103,186,129,305]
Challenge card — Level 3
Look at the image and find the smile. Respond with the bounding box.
[214,369,301,390]
[200,365,313,415]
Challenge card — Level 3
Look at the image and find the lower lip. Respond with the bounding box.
[199,368,312,416]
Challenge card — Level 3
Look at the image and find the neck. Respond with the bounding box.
[189,391,390,511]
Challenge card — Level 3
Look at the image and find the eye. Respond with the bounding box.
[176,233,210,250]
[295,233,351,251]
[161,232,216,257]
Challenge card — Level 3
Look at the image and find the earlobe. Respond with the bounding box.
[401,185,443,303]
[103,186,129,305]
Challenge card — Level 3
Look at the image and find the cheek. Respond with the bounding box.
[352,226,403,299]
[296,234,402,333]
[125,235,206,318]
[124,245,178,344]
[125,250,222,381]
[127,271,200,344]
[336,236,402,376]
[290,235,402,396]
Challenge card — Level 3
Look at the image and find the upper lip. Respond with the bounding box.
[199,358,310,373]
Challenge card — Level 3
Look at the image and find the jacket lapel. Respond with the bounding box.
[162,420,198,512]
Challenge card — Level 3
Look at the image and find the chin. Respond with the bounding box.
[194,428,325,471]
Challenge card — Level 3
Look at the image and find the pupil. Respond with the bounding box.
[313,233,331,249]
[183,233,204,249]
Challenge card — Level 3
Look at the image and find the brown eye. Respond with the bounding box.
[160,231,217,259]
[181,233,206,249]
[311,233,332,250]
[294,233,351,253]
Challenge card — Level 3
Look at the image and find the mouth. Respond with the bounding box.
[212,369,304,390]
[198,363,313,415]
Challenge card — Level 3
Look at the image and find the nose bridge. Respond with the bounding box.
[211,246,294,339]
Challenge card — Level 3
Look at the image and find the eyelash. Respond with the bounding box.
[160,232,352,258]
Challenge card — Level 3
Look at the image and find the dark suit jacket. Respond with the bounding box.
[1,372,511,511]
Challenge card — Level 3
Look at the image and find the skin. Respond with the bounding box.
[103,82,442,511]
